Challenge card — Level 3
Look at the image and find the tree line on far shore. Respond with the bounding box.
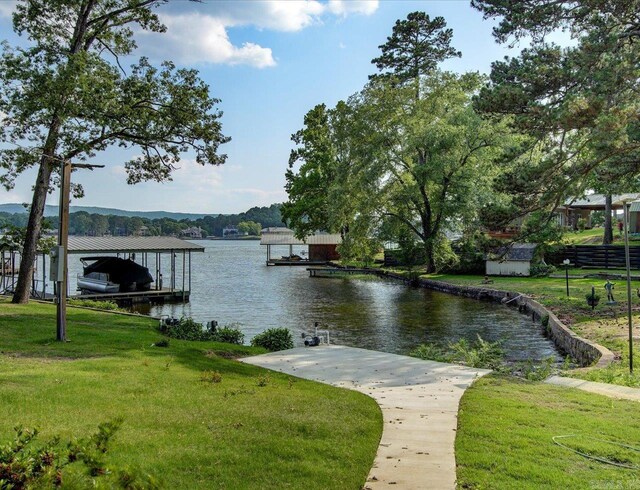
[0,203,283,238]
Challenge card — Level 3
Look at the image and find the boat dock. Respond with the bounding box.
[268,259,328,266]
[69,288,189,306]
[307,267,378,277]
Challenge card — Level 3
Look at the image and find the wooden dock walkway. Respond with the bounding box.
[267,259,328,266]
[66,288,189,305]
[307,267,379,277]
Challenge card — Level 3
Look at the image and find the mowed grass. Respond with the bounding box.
[0,299,382,489]
[456,376,640,489]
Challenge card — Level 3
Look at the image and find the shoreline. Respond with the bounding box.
[327,264,615,369]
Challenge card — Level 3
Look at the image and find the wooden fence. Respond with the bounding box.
[550,245,640,269]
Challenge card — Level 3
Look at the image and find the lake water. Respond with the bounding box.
[117,240,561,361]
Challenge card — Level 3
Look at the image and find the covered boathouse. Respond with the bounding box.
[260,227,342,266]
[1,236,204,305]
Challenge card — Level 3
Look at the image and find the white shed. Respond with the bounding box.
[485,243,537,277]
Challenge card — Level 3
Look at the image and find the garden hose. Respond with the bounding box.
[552,435,640,470]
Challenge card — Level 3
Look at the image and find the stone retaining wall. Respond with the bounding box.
[377,272,614,368]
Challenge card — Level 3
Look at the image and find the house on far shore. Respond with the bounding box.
[222,226,248,238]
[486,243,537,276]
[181,226,204,239]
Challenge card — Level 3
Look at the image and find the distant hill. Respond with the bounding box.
[0,203,216,220]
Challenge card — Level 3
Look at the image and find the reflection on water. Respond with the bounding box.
[136,240,560,361]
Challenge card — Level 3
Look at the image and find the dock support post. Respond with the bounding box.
[182,250,186,303]
[42,253,46,299]
[170,250,175,292]
[188,250,191,295]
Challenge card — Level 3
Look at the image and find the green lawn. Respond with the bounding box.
[456,376,640,489]
[560,227,640,246]
[0,299,382,489]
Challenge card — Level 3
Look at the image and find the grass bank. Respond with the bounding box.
[456,376,640,489]
[0,299,382,489]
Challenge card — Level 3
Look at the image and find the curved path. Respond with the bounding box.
[241,345,490,489]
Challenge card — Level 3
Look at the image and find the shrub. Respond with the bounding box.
[530,263,556,277]
[0,420,141,488]
[251,328,294,352]
[159,317,207,341]
[577,218,587,231]
[585,292,601,301]
[159,317,245,344]
[212,325,245,345]
[153,339,170,348]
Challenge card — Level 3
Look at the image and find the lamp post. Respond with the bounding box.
[622,199,634,373]
[563,258,570,297]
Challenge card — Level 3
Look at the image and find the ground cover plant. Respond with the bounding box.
[410,335,504,370]
[456,376,640,489]
[0,299,382,489]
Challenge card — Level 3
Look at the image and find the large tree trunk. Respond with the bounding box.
[603,194,613,245]
[12,115,62,303]
[11,161,54,303]
[424,239,436,273]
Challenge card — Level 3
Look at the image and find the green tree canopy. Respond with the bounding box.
[370,11,461,84]
[472,0,640,222]
[285,72,514,271]
[1,0,229,303]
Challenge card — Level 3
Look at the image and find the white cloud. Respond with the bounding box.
[216,1,326,32]
[139,1,379,67]
[146,14,275,68]
[0,1,16,18]
[327,0,379,17]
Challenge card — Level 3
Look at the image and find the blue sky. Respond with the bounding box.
[0,0,521,215]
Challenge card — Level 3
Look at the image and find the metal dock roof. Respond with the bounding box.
[67,236,205,254]
[260,229,342,245]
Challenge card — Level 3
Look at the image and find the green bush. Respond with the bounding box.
[530,263,556,277]
[251,328,294,352]
[585,292,601,302]
[213,325,245,345]
[159,318,244,344]
[159,317,207,341]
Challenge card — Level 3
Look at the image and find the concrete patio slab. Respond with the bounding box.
[241,345,490,489]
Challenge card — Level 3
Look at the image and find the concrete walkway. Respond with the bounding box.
[546,375,640,401]
[241,345,490,489]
